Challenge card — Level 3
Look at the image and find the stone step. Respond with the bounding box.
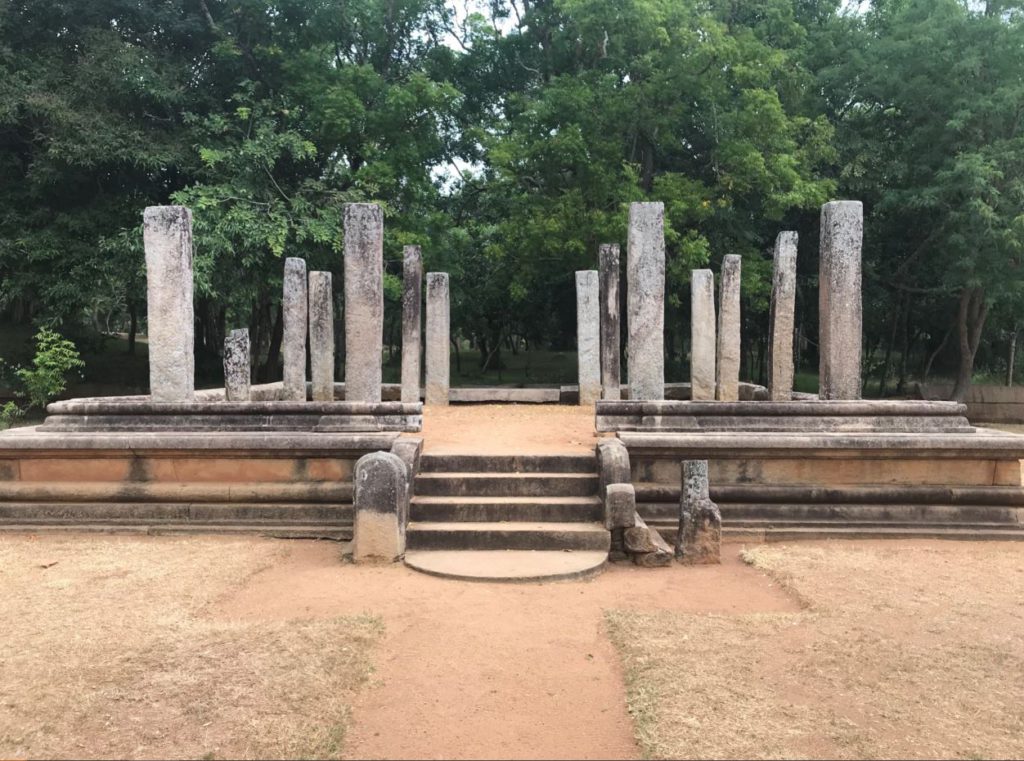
[410,496,602,523]
[720,525,1024,542]
[0,481,351,503]
[419,454,596,474]
[636,483,1024,506]
[405,521,611,552]
[0,523,349,539]
[403,550,608,582]
[638,502,1024,525]
[0,502,351,523]
[415,473,599,498]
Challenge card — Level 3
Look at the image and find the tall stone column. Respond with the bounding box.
[768,232,798,401]
[627,202,665,401]
[716,255,742,401]
[819,201,864,400]
[223,328,250,402]
[690,269,716,401]
[143,206,194,402]
[599,243,621,400]
[575,270,601,405]
[401,245,423,403]
[308,271,335,402]
[344,203,384,403]
[425,272,450,405]
[282,257,308,401]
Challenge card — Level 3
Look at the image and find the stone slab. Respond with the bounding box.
[425,272,450,405]
[627,202,665,400]
[401,245,423,403]
[768,232,798,401]
[819,201,863,400]
[690,269,716,401]
[716,255,741,401]
[308,271,335,402]
[223,329,250,402]
[576,270,601,405]
[344,203,384,403]
[282,257,308,401]
[599,243,621,400]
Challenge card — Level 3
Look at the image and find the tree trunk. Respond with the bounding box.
[1007,327,1018,387]
[950,287,989,402]
[127,301,138,356]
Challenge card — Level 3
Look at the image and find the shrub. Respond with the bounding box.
[15,328,85,409]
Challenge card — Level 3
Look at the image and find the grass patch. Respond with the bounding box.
[607,543,1024,759]
[0,536,381,760]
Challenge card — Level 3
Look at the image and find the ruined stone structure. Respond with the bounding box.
[768,232,798,401]
[575,270,601,405]
[344,203,384,403]
[308,271,334,402]
[819,201,864,400]
[690,269,716,401]
[627,202,665,401]
[223,329,250,402]
[425,272,450,406]
[144,206,194,402]
[598,243,621,401]
[716,255,741,402]
[282,257,308,401]
[401,245,423,403]
[676,460,722,565]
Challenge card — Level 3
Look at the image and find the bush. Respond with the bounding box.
[14,328,85,409]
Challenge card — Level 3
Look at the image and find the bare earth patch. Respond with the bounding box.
[418,403,600,453]
[0,535,381,760]
[606,540,1024,760]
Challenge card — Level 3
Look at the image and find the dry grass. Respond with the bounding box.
[606,542,1024,760]
[0,535,381,760]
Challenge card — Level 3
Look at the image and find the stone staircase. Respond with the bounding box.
[404,453,610,581]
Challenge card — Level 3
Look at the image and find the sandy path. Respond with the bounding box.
[215,543,798,760]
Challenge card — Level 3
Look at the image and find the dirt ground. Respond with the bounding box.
[5,535,1024,760]
[608,540,1024,760]
[418,404,601,453]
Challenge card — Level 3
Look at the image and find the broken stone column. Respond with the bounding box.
[599,243,621,400]
[768,232,798,401]
[677,460,722,565]
[819,201,864,400]
[425,272,450,405]
[352,451,408,563]
[627,202,665,401]
[223,329,250,402]
[344,203,384,403]
[282,257,308,401]
[576,270,601,405]
[308,271,334,402]
[716,255,741,401]
[401,245,423,403]
[143,206,194,402]
[690,269,716,401]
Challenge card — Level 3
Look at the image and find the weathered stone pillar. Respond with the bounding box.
[690,269,716,401]
[716,255,742,401]
[576,270,601,405]
[282,257,307,401]
[627,202,665,401]
[677,460,721,565]
[308,271,334,402]
[768,232,798,401]
[401,245,423,403]
[143,206,194,402]
[425,272,450,405]
[352,451,408,563]
[223,329,250,402]
[344,203,384,403]
[819,201,864,400]
[599,243,621,400]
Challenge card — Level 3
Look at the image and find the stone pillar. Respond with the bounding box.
[716,255,742,401]
[575,270,601,405]
[425,272,450,405]
[690,269,716,401]
[599,243,621,400]
[819,201,864,400]
[627,202,665,401]
[223,329,250,402]
[282,257,307,401]
[676,460,721,565]
[768,232,798,401]
[352,451,408,563]
[308,271,334,402]
[344,203,384,403]
[143,206,194,402]
[401,245,423,403]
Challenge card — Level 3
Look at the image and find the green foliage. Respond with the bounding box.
[14,328,85,409]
